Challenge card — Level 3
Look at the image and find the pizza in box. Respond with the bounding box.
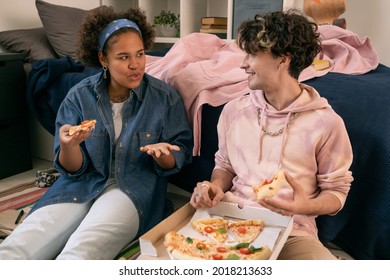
[163,217,272,260]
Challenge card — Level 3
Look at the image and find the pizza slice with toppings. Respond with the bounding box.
[253,169,286,201]
[229,219,265,243]
[191,218,229,243]
[164,231,272,260]
[68,119,97,136]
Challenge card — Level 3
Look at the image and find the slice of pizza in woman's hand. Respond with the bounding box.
[164,231,272,260]
[191,218,229,243]
[229,219,265,243]
[68,119,97,136]
[253,169,286,201]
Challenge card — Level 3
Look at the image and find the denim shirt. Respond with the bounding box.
[31,72,193,236]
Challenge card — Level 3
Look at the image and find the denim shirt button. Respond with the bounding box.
[73,197,78,202]
[146,133,151,138]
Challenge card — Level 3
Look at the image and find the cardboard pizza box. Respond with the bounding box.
[137,201,293,260]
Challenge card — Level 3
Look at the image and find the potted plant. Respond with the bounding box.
[153,9,180,37]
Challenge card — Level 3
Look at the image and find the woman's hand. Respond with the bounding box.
[59,124,94,146]
[140,142,180,169]
[140,142,180,158]
[190,181,225,209]
[58,124,93,173]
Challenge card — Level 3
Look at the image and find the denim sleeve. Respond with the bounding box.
[153,88,193,177]
[52,91,90,178]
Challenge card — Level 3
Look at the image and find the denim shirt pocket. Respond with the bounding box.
[86,128,108,169]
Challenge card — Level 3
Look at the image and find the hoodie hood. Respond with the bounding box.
[250,83,330,114]
[249,83,331,167]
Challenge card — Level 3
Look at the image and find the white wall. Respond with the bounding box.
[0,1,100,30]
[344,0,390,68]
[294,0,390,67]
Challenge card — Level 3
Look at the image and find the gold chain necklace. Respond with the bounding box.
[256,108,299,136]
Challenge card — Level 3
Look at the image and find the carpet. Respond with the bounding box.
[0,182,48,212]
[0,182,49,240]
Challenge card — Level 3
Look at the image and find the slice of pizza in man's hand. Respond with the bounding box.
[253,169,286,201]
[68,119,97,136]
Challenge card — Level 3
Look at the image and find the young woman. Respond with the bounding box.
[190,10,353,260]
[0,7,192,260]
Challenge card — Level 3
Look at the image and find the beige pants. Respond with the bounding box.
[277,236,337,260]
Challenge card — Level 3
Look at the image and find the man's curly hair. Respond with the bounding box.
[76,6,156,68]
[236,9,321,79]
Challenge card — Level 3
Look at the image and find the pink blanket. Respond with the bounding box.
[146,28,378,156]
[299,25,379,80]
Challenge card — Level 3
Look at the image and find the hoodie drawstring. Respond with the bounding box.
[258,108,267,162]
[277,111,292,168]
[257,108,297,167]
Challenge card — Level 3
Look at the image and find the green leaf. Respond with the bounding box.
[227,254,240,260]
[153,9,180,29]
[185,237,193,244]
[218,227,227,233]
[230,242,250,250]
[249,245,264,252]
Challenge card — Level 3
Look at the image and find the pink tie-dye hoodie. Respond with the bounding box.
[214,84,353,237]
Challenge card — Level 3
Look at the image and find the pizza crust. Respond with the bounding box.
[170,249,205,260]
[253,169,286,200]
[242,246,272,260]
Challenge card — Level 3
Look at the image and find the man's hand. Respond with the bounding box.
[190,181,224,209]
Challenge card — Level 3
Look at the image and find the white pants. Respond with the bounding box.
[0,179,139,260]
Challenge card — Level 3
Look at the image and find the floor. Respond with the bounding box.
[0,158,53,192]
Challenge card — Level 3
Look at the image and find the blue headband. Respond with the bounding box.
[98,19,142,52]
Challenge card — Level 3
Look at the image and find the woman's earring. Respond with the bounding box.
[103,65,108,79]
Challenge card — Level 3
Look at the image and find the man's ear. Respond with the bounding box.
[280,55,291,65]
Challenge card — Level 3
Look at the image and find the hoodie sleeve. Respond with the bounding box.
[316,110,354,214]
[214,102,236,175]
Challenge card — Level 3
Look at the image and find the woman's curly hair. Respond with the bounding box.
[76,6,156,68]
[236,9,321,79]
